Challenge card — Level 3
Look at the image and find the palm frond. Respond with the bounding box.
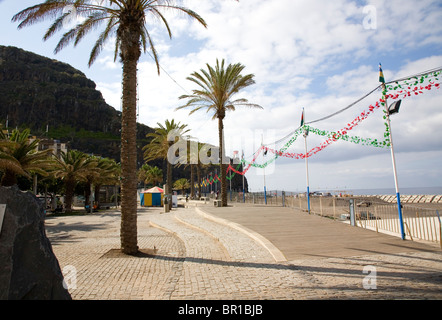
[13,0,207,68]
[12,2,68,29]
[74,11,109,47]
[178,59,262,119]
[43,11,71,41]
[149,6,173,39]
[153,3,207,29]
[89,16,118,66]
[143,27,161,74]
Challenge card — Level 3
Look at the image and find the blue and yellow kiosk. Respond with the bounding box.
[140,186,164,207]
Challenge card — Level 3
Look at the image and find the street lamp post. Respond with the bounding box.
[242,150,245,203]
[262,135,267,205]
[301,108,311,214]
[381,64,405,240]
[304,127,311,214]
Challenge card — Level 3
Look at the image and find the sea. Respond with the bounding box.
[326,186,442,196]
[269,186,442,196]
[347,187,442,196]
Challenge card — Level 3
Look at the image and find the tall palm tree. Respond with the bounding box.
[53,150,95,213]
[12,0,206,255]
[177,59,262,206]
[143,119,189,203]
[0,128,53,187]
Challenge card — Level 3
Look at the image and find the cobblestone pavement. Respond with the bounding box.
[45,206,442,300]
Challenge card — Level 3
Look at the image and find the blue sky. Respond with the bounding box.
[1,0,442,193]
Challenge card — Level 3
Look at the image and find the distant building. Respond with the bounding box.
[3,131,68,158]
[38,138,68,158]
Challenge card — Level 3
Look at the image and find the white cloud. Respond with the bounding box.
[96,55,120,70]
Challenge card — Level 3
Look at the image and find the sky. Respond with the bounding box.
[1,0,442,193]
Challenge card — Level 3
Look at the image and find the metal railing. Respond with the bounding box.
[227,191,442,247]
[353,202,441,245]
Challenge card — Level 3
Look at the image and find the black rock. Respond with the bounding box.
[0,186,71,300]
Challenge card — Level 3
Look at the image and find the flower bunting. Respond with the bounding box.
[224,70,441,176]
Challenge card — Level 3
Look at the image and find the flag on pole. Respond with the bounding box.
[301,108,309,136]
[379,63,385,84]
[300,108,305,127]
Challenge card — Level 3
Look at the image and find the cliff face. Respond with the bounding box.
[0,45,152,162]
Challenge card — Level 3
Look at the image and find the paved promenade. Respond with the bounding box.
[45,202,442,300]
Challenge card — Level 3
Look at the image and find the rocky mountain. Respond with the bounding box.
[0,45,152,163]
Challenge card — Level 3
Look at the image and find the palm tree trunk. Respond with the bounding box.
[218,117,227,206]
[94,184,101,209]
[119,42,140,255]
[166,160,172,209]
[190,164,195,199]
[85,181,91,209]
[64,179,75,213]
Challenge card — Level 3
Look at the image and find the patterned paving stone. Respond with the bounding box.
[45,205,442,300]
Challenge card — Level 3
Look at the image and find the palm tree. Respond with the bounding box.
[143,119,189,203]
[12,0,207,255]
[138,164,163,187]
[146,165,163,187]
[195,141,212,199]
[174,139,196,199]
[173,178,189,196]
[84,155,102,209]
[190,160,195,199]
[138,163,152,188]
[92,157,120,209]
[53,150,95,213]
[0,128,53,187]
[177,59,262,206]
[83,156,120,210]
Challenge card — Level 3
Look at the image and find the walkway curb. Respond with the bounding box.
[194,207,287,263]
[148,220,177,237]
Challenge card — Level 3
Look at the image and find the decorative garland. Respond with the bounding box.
[385,70,441,95]
[249,96,387,163]
[223,70,442,176]
[196,162,243,188]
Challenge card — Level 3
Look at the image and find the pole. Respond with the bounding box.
[242,171,245,203]
[436,211,441,249]
[33,175,38,195]
[115,185,118,208]
[229,157,233,202]
[303,114,311,214]
[382,81,405,240]
[262,135,267,205]
[90,183,94,214]
[242,150,245,203]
